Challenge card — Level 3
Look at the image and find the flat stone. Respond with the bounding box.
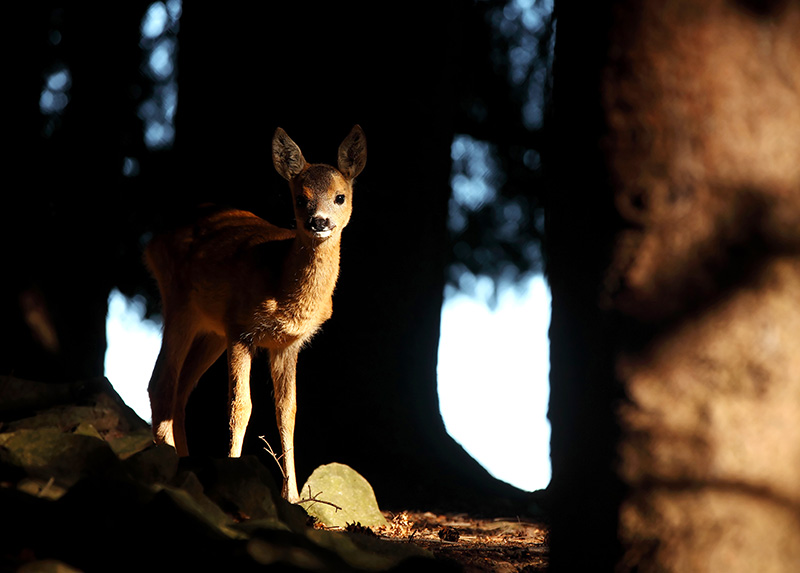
[17,559,82,573]
[0,428,118,488]
[300,463,387,528]
[122,443,179,485]
[180,456,282,522]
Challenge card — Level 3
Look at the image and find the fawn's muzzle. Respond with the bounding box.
[307,216,335,235]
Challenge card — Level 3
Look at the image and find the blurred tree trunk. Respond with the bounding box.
[548,0,800,570]
[3,3,147,383]
[172,3,525,510]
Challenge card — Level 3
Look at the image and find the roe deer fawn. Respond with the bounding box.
[145,125,366,502]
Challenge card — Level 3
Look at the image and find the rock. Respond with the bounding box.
[246,534,332,570]
[122,443,179,485]
[5,405,119,433]
[300,463,388,528]
[0,377,90,415]
[179,456,286,523]
[15,476,68,500]
[17,559,82,573]
[0,377,150,436]
[306,527,432,570]
[0,376,435,571]
[0,428,119,490]
[153,479,246,540]
[107,428,161,460]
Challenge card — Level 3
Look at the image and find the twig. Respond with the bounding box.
[258,435,287,479]
[297,484,342,512]
[258,438,341,513]
[38,476,56,498]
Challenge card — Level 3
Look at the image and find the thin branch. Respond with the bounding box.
[38,476,56,498]
[258,435,287,479]
[297,484,342,512]
[258,438,341,513]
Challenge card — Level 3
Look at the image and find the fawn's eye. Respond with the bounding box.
[334,194,346,205]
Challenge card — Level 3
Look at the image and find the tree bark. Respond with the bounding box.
[3,3,147,383]
[549,0,800,570]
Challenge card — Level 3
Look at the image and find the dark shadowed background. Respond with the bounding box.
[4,1,554,513]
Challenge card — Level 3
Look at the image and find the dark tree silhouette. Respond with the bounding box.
[4,3,151,382]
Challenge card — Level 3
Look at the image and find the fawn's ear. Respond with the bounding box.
[338,125,367,180]
[273,128,307,181]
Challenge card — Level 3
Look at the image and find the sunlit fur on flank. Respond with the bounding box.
[146,125,366,503]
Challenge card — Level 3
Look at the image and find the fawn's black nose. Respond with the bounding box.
[307,216,335,233]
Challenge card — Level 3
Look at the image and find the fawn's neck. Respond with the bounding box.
[284,235,341,310]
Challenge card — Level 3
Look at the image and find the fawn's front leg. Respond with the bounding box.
[270,345,300,503]
[227,340,253,457]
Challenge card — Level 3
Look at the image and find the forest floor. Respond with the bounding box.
[319,509,550,572]
[1,376,551,572]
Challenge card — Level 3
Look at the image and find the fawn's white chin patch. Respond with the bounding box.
[312,229,332,239]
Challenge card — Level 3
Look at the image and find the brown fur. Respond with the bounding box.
[146,126,366,502]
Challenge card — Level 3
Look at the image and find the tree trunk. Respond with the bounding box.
[549,0,800,570]
[3,3,147,383]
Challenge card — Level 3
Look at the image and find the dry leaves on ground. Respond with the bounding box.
[368,510,549,572]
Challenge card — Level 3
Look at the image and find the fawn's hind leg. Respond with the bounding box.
[172,332,226,456]
[148,312,196,451]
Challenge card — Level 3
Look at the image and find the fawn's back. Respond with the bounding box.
[146,205,336,349]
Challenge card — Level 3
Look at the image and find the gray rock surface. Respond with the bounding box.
[0,376,429,571]
[301,462,389,528]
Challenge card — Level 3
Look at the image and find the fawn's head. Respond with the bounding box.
[272,125,367,242]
